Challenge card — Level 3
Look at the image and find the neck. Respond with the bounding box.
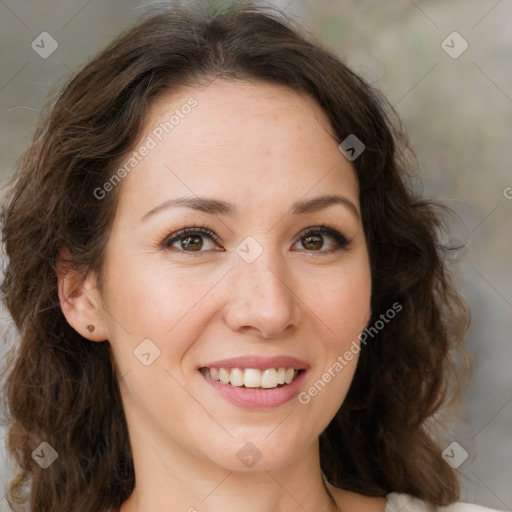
[120,440,339,512]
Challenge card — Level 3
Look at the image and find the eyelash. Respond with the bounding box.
[160,222,352,256]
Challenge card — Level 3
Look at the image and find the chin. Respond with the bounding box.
[202,430,313,472]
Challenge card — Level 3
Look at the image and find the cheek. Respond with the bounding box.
[296,267,370,425]
[105,253,183,325]
[102,255,223,363]
[305,261,372,346]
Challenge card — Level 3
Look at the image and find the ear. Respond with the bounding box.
[56,248,109,342]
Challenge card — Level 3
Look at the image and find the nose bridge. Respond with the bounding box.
[224,234,299,337]
[241,245,285,297]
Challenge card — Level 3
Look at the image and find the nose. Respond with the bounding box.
[223,245,301,340]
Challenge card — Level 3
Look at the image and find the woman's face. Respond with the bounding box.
[96,79,371,471]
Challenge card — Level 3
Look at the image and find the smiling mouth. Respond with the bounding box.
[199,367,303,389]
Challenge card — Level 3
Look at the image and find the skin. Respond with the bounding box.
[58,79,386,512]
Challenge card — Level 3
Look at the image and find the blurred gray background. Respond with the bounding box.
[0,0,510,510]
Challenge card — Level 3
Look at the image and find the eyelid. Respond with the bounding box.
[294,224,351,252]
[297,222,347,241]
[160,225,222,250]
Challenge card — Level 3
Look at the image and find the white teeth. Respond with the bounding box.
[219,368,230,384]
[230,368,244,387]
[201,366,300,389]
[243,368,261,388]
[261,369,278,388]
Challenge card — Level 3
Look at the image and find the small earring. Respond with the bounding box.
[86,324,95,333]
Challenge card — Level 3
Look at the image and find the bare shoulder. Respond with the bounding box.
[325,482,388,512]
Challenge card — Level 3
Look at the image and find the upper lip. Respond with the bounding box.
[199,355,309,370]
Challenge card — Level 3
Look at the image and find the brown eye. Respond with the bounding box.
[161,224,351,257]
[163,227,220,254]
[302,233,324,250]
[179,235,203,251]
[294,226,351,253]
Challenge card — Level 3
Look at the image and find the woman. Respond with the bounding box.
[0,2,503,511]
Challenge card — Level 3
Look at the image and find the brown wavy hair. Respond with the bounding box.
[0,2,470,511]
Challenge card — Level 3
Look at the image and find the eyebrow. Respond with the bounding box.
[140,193,360,222]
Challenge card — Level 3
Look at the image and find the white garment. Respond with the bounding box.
[384,493,506,512]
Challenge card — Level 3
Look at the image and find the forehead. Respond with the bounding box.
[114,79,360,222]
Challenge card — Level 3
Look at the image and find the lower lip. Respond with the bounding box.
[200,370,307,409]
